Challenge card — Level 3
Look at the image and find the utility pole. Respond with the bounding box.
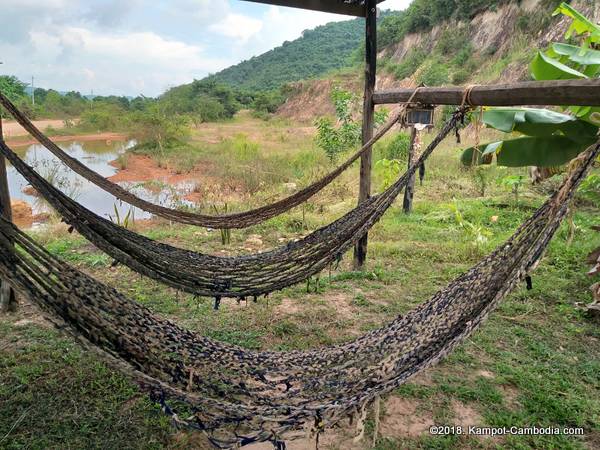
[31,75,35,106]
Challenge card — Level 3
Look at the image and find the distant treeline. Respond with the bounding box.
[0,75,283,126]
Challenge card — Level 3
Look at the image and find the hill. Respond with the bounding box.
[206,17,365,92]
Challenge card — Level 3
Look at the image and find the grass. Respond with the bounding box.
[1,113,599,449]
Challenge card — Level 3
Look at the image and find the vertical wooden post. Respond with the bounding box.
[353,0,377,269]
[403,126,417,213]
[0,110,17,312]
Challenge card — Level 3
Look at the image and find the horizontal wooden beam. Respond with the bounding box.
[372,79,600,106]
[241,0,385,16]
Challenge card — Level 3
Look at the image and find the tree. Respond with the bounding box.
[0,76,28,118]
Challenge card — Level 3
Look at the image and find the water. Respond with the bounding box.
[6,139,195,228]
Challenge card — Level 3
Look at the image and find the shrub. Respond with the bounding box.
[417,62,449,86]
[451,42,474,67]
[315,87,361,163]
[384,133,411,161]
[393,47,427,80]
[435,27,470,56]
[79,107,121,131]
[452,69,470,84]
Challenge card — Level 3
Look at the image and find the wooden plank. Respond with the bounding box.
[241,0,366,16]
[0,111,16,313]
[402,126,417,214]
[353,0,377,269]
[372,79,600,106]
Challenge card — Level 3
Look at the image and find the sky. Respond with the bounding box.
[0,0,411,97]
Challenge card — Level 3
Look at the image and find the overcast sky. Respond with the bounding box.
[0,0,411,97]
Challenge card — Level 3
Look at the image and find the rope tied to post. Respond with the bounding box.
[460,85,486,165]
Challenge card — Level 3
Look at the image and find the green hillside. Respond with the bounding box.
[207,18,365,91]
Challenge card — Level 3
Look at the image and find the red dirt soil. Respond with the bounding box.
[108,154,199,185]
[10,200,49,228]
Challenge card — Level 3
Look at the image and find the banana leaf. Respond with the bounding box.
[478,107,598,144]
[550,43,600,66]
[461,135,595,167]
[553,2,600,42]
[531,51,587,80]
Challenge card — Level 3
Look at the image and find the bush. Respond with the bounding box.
[79,108,121,131]
[315,87,361,163]
[417,62,449,86]
[393,47,427,80]
[451,42,474,67]
[128,104,191,154]
[452,69,470,84]
[383,133,411,161]
[435,27,470,56]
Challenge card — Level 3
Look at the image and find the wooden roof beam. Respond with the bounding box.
[241,0,386,17]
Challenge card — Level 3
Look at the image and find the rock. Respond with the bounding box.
[11,200,33,223]
[283,182,297,192]
[22,185,38,196]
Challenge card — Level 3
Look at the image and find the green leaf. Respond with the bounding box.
[462,136,595,167]
[479,107,598,143]
[531,51,587,80]
[551,43,600,65]
[461,142,500,166]
[553,2,600,43]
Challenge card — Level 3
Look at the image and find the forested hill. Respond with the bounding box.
[206,18,364,91]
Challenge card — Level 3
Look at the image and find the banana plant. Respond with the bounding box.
[461,3,599,168]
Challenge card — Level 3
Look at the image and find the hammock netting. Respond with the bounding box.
[0,108,468,299]
[0,139,597,448]
[0,92,404,229]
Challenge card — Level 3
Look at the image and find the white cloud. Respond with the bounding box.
[382,0,412,11]
[3,25,230,96]
[209,13,263,42]
[0,0,417,97]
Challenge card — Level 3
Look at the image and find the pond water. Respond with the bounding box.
[7,139,195,227]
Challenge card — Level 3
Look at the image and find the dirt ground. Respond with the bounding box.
[2,119,66,139]
[6,132,128,147]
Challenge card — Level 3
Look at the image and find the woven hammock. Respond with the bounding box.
[1,143,596,449]
[0,109,467,299]
[0,91,405,229]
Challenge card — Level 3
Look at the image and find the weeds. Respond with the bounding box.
[108,204,135,228]
[499,174,525,206]
[212,203,231,245]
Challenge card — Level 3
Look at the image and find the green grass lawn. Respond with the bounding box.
[1,119,599,449]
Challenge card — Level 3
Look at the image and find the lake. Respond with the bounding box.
[6,139,195,228]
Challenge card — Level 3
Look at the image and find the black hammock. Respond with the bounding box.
[0,108,467,299]
[0,142,596,448]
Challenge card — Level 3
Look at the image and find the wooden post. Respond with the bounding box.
[0,110,17,312]
[403,126,417,214]
[353,0,377,270]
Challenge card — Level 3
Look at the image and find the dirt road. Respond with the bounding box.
[2,119,66,139]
